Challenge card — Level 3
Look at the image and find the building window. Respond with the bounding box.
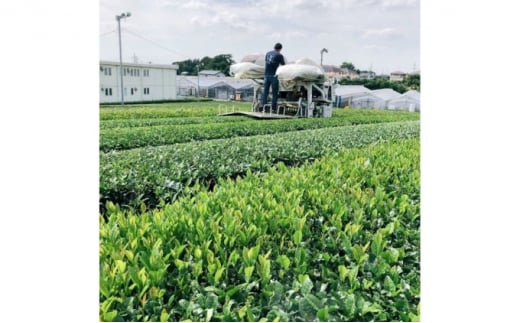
[137,69,140,77]
[131,88,134,95]
[144,87,150,95]
[130,69,134,77]
[104,88,112,96]
[144,69,149,77]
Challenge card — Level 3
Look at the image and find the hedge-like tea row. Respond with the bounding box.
[100,115,251,130]
[100,109,418,130]
[100,138,420,321]
[100,121,419,211]
[100,118,349,151]
[100,112,419,151]
[100,102,251,120]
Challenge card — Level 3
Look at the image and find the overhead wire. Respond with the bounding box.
[100,29,116,37]
[121,27,192,61]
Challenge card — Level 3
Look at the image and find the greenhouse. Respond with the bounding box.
[387,90,421,112]
[333,85,371,107]
[371,88,402,101]
[350,92,387,109]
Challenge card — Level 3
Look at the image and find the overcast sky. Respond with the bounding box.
[100,0,419,74]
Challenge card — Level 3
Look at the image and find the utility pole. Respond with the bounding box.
[196,63,200,100]
[116,12,131,105]
[320,48,328,66]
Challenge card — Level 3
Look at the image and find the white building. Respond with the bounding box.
[359,71,376,79]
[99,61,178,104]
[390,71,407,82]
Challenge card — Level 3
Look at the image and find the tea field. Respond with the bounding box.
[100,102,420,321]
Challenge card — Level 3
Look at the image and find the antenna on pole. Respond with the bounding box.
[320,48,328,66]
[116,12,131,105]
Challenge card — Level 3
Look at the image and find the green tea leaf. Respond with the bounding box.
[206,308,214,322]
[244,266,254,282]
[361,301,383,316]
[160,309,169,322]
[293,230,303,245]
[304,294,323,311]
[344,293,356,317]
[214,267,225,283]
[301,275,314,295]
[384,275,396,294]
[351,245,365,263]
[371,232,384,257]
[338,265,348,282]
[102,310,118,322]
[277,255,291,270]
[317,307,329,321]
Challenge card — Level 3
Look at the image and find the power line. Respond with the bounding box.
[121,27,191,61]
[100,29,116,37]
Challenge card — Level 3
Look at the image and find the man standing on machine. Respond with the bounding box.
[262,43,285,112]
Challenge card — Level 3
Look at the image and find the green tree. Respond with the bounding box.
[199,56,212,70]
[174,54,235,76]
[174,59,200,75]
[340,61,356,71]
[404,73,420,91]
[339,78,408,93]
[207,54,235,75]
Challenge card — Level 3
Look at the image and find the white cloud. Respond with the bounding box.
[100,0,419,74]
[270,30,307,39]
[362,27,400,38]
[364,44,388,50]
[181,0,207,9]
[157,0,206,8]
[381,0,418,8]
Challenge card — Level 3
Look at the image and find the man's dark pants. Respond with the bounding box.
[262,75,279,111]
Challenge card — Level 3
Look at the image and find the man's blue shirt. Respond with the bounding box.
[265,50,285,76]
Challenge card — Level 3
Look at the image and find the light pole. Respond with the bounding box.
[116,12,131,105]
[320,48,328,66]
[196,63,200,100]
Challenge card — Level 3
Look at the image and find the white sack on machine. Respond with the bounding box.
[229,62,265,79]
[294,58,321,67]
[276,59,325,90]
[241,53,266,67]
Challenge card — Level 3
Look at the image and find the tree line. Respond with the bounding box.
[339,61,420,92]
[172,55,420,92]
[339,75,420,93]
[173,54,235,76]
